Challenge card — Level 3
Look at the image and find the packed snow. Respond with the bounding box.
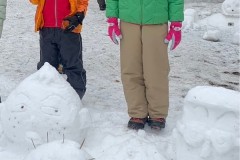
[0,0,239,160]
[203,29,221,41]
[0,63,90,151]
[174,86,239,160]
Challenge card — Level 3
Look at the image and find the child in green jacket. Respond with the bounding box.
[106,0,184,130]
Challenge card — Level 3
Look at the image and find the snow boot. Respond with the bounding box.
[148,118,166,130]
[128,117,148,130]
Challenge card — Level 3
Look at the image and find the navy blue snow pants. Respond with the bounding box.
[38,28,86,99]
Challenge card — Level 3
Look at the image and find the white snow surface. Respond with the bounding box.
[0,1,239,160]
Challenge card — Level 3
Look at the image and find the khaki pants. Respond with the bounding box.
[120,21,169,119]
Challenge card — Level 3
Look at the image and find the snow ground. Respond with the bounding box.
[0,0,239,160]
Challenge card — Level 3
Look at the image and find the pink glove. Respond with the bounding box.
[107,17,122,45]
[164,22,182,50]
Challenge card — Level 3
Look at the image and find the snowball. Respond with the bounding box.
[24,140,87,160]
[203,30,221,42]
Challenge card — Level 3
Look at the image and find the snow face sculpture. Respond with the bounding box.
[0,63,90,148]
[222,0,239,17]
[173,86,240,160]
[24,140,87,160]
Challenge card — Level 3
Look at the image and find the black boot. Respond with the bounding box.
[128,117,148,130]
[148,118,166,130]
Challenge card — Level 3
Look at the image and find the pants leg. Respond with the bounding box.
[120,21,148,118]
[38,28,59,70]
[59,31,86,99]
[142,24,169,118]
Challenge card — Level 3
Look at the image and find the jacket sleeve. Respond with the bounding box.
[77,0,89,14]
[29,0,39,5]
[0,0,7,37]
[0,0,7,20]
[106,0,119,18]
[168,0,184,22]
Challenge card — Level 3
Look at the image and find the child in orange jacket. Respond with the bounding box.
[30,0,89,99]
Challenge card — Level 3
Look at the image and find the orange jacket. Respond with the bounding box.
[29,0,89,33]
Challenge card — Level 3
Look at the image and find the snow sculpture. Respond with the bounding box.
[201,0,239,43]
[174,86,240,160]
[221,0,239,35]
[24,140,87,160]
[0,63,90,149]
[222,0,239,17]
[183,9,198,29]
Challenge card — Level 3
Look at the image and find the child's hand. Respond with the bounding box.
[164,22,182,50]
[107,18,122,45]
[63,12,85,32]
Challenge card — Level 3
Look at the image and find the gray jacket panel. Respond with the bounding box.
[0,0,7,38]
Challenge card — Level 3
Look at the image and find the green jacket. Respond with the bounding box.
[106,0,184,24]
[0,0,7,38]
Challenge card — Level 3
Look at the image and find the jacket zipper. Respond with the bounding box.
[140,0,143,24]
[55,0,58,27]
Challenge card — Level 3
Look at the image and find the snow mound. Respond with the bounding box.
[24,140,87,160]
[0,63,90,149]
[232,32,240,45]
[203,30,220,42]
[174,86,240,160]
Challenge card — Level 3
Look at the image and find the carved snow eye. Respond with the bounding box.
[184,105,208,123]
[41,106,61,116]
[9,94,30,112]
[215,112,238,132]
[40,95,62,116]
[209,129,234,154]
[17,104,26,112]
[182,126,205,147]
[9,104,27,112]
[209,112,238,154]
